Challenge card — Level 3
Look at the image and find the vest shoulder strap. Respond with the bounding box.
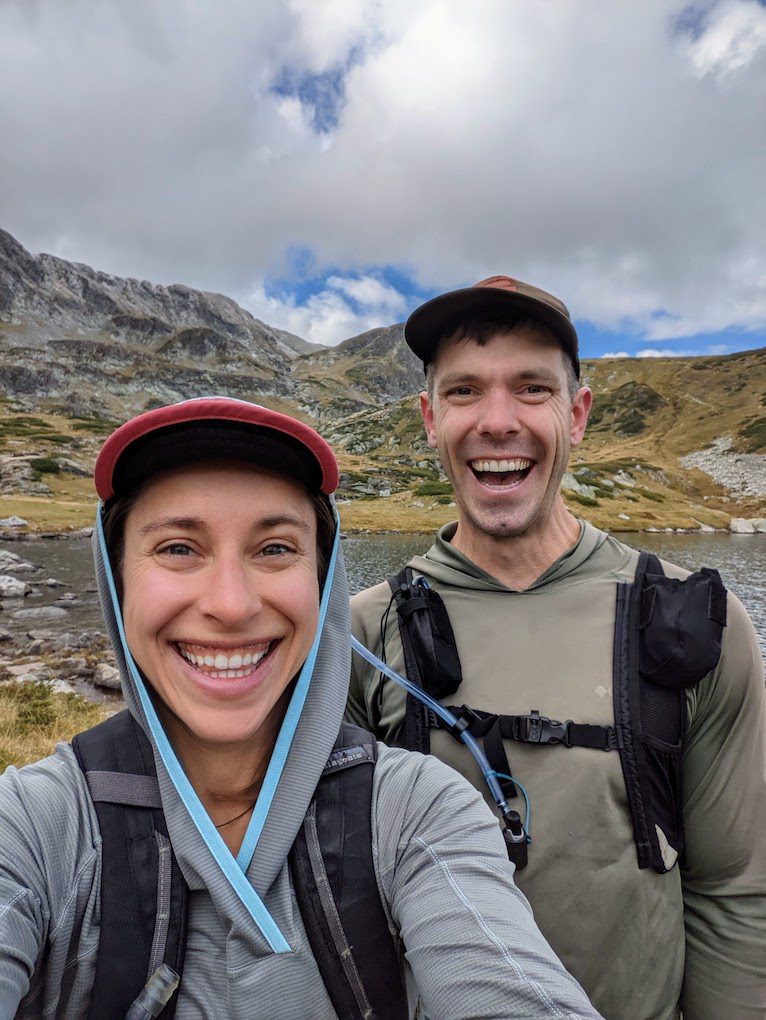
[387,567,462,754]
[387,551,727,875]
[289,721,409,1020]
[73,714,407,1020]
[71,710,186,1020]
[613,551,727,872]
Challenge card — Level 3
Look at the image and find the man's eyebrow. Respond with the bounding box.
[138,513,313,535]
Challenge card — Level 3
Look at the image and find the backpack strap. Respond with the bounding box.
[290,722,408,1020]
[72,710,187,1020]
[387,568,462,755]
[613,552,727,872]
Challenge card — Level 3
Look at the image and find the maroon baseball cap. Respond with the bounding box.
[405,275,580,378]
[95,397,339,500]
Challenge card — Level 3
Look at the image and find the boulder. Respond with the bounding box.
[11,605,69,620]
[0,550,38,573]
[0,575,31,598]
[729,518,756,534]
[93,662,121,690]
[0,516,28,527]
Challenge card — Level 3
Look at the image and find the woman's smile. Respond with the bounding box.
[175,640,276,679]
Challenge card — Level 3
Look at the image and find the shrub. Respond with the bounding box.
[29,457,60,474]
[414,481,453,496]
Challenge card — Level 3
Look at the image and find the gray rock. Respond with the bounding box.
[730,518,756,534]
[562,473,597,499]
[0,575,31,598]
[682,437,766,499]
[44,578,64,587]
[93,662,121,690]
[0,628,12,642]
[11,605,69,620]
[0,550,38,573]
[0,515,27,527]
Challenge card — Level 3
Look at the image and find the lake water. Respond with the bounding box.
[2,531,765,659]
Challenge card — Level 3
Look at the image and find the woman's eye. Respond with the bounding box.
[159,543,194,557]
[261,542,293,557]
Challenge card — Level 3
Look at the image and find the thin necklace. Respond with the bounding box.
[215,804,255,829]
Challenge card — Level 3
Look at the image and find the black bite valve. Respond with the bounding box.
[502,811,528,871]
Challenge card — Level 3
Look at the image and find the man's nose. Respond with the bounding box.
[476,391,521,437]
[198,556,263,626]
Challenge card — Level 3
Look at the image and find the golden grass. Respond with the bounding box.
[0,682,111,769]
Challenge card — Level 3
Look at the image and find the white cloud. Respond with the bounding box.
[685,0,766,76]
[0,0,764,345]
[600,351,631,359]
[246,273,408,344]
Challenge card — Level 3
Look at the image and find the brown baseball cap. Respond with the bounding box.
[404,275,580,378]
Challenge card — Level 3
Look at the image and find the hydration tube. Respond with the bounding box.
[350,635,529,870]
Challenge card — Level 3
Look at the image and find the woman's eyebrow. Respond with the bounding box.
[259,514,312,533]
[139,516,203,535]
[138,513,313,535]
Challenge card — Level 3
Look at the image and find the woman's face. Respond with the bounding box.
[120,461,320,755]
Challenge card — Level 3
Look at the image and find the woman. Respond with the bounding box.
[0,397,601,1019]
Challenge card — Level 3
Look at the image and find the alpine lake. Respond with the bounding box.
[2,530,765,673]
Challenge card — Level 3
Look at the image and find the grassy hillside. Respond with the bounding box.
[1,348,764,534]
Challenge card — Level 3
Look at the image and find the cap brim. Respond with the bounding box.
[95,397,339,500]
[405,287,580,377]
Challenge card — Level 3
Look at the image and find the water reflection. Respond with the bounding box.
[1,530,765,659]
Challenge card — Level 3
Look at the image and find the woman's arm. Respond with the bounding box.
[0,748,100,1017]
[373,745,603,1020]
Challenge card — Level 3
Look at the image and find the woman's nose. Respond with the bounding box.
[198,558,263,626]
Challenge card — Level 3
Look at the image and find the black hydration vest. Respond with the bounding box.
[71,712,408,1020]
[387,551,727,874]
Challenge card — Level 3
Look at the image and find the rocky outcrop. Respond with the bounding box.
[0,228,324,417]
[681,437,766,498]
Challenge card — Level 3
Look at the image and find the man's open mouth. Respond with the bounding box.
[175,641,275,679]
[469,458,533,486]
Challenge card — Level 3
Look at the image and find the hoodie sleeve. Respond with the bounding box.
[679,591,766,1020]
[0,747,101,1018]
[372,745,603,1020]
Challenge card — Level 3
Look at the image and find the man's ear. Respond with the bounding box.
[570,386,592,447]
[419,390,438,449]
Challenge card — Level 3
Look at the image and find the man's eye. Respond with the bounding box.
[448,386,474,397]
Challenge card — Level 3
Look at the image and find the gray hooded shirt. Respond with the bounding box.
[0,518,601,1019]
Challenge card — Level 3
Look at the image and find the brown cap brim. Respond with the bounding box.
[405,285,580,378]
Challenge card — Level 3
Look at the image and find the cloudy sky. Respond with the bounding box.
[1,0,765,358]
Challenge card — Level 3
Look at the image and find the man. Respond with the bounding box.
[347,276,766,1020]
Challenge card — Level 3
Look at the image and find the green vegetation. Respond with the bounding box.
[29,456,61,475]
[414,480,453,496]
[0,682,107,768]
[566,492,598,508]
[740,416,766,453]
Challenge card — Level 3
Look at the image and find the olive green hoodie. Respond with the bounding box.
[349,522,766,1020]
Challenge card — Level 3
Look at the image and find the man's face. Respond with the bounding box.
[420,325,591,545]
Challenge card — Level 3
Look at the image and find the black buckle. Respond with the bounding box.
[513,710,571,746]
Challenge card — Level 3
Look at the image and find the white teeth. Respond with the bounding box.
[177,643,271,677]
[471,458,532,473]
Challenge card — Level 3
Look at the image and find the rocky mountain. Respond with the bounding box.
[1,226,764,533]
[0,228,322,417]
[292,324,423,419]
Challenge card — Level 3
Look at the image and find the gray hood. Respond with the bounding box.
[92,503,350,955]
